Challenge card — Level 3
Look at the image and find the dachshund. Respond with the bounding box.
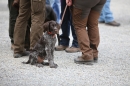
[22,20,60,68]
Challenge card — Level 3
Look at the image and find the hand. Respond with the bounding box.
[12,0,19,10]
[66,0,72,6]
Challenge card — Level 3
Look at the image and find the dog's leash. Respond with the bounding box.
[57,5,68,45]
[60,5,68,25]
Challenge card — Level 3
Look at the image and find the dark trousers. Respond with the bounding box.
[8,0,30,49]
[60,0,78,48]
[8,0,18,44]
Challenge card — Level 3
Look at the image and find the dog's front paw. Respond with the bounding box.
[50,63,58,68]
[36,63,44,67]
[41,62,49,66]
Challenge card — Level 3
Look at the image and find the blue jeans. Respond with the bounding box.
[46,0,61,23]
[60,0,79,48]
[99,0,114,23]
[45,0,50,5]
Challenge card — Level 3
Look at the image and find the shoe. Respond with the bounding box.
[65,47,80,53]
[74,55,93,64]
[25,48,30,51]
[13,51,30,58]
[106,21,120,26]
[24,44,30,51]
[55,45,68,51]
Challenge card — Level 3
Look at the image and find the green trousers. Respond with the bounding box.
[8,0,30,49]
[13,0,45,53]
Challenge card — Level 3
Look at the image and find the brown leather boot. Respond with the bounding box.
[106,21,120,26]
[65,47,80,53]
[13,51,30,58]
[55,45,68,51]
[74,54,93,64]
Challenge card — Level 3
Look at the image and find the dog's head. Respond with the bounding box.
[43,20,60,35]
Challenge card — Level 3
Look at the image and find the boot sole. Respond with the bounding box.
[74,60,94,65]
[55,49,65,51]
[55,48,67,51]
[65,50,80,53]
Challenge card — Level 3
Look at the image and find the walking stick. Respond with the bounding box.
[57,5,68,45]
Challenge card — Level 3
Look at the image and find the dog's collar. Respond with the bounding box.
[48,31,53,35]
[47,31,56,38]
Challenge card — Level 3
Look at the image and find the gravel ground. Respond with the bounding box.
[0,0,130,86]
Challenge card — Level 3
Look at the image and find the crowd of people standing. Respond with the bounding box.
[8,0,120,64]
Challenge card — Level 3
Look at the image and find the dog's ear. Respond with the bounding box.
[43,21,50,32]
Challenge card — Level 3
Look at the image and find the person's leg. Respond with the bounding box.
[30,0,45,49]
[59,0,70,46]
[65,12,80,53]
[103,0,114,23]
[24,17,31,51]
[13,0,31,53]
[51,0,61,23]
[46,0,50,5]
[8,0,19,48]
[49,0,54,6]
[55,0,70,51]
[72,7,93,61]
[99,0,112,22]
[87,10,100,60]
[70,17,79,48]
[99,0,120,26]
[104,0,120,26]
[89,0,106,60]
[98,7,105,23]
